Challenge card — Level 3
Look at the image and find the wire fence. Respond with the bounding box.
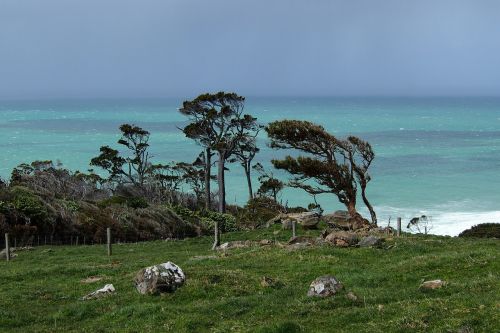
[0,232,166,249]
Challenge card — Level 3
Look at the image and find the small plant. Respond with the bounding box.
[407,215,433,234]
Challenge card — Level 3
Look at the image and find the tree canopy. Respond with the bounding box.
[266,120,376,224]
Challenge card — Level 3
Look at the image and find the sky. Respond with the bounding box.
[1,0,500,99]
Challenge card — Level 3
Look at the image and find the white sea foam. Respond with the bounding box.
[368,205,500,236]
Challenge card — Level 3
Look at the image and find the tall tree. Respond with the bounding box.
[179,92,258,248]
[266,120,376,224]
[232,134,260,201]
[90,124,152,187]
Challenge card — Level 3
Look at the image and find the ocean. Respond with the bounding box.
[1,97,499,236]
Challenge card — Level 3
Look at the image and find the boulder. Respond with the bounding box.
[0,248,17,259]
[134,262,185,295]
[307,275,343,297]
[82,284,115,300]
[358,236,384,248]
[346,291,359,301]
[267,212,321,230]
[323,211,371,230]
[259,239,273,246]
[216,240,254,251]
[420,279,446,290]
[323,210,349,223]
[287,236,316,245]
[324,231,359,247]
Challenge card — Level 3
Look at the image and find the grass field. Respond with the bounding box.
[0,227,498,332]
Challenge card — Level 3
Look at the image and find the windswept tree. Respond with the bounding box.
[90,124,152,187]
[253,163,284,202]
[345,136,377,224]
[266,120,376,224]
[179,92,258,248]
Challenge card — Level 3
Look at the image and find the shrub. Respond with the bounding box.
[201,211,237,233]
[10,186,51,225]
[98,196,128,208]
[236,197,284,229]
[98,196,148,209]
[170,205,238,232]
[459,223,500,238]
[127,197,149,209]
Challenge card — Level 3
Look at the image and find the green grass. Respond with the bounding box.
[0,227,498,332]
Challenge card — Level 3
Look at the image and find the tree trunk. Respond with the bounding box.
[244,163,253,201]
[205,148,211,211]
[361,183,377,225]
[346,200,357,218]
[217,151,226,213]
[211,220,220,250]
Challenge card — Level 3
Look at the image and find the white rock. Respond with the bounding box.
[82,284,115,300]
[135,262,185,295]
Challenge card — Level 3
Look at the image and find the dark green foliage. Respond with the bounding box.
[180,92,260,248]
[459,223,500,238]
[127,197,149,209]
[9,186,51,225]
[236,197,285,229]
[202,210,237,232]
[171,205,237,233]
[98,196,148,209]
[90,124,152,186]
[179,92,259,213]
[266,120,376,223]
[253,163,284,202]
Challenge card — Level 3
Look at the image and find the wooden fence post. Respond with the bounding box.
[397,217,402,237]
[4,233,10,261]
[107,228,112,256]
[292,221,296,238]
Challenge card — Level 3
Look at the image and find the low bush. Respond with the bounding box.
[459,223,500,238]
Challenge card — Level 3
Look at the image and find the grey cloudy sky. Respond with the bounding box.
[1,0,500,99]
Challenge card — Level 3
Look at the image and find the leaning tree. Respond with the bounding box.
[179,92,259,248]
[266,120,377,225]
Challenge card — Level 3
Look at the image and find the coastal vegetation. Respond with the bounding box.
[0,92,378,246]
[0,93,498,333]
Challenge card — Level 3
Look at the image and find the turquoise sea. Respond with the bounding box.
[1,97,499,236]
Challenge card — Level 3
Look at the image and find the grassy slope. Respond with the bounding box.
[0,226,498,333]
